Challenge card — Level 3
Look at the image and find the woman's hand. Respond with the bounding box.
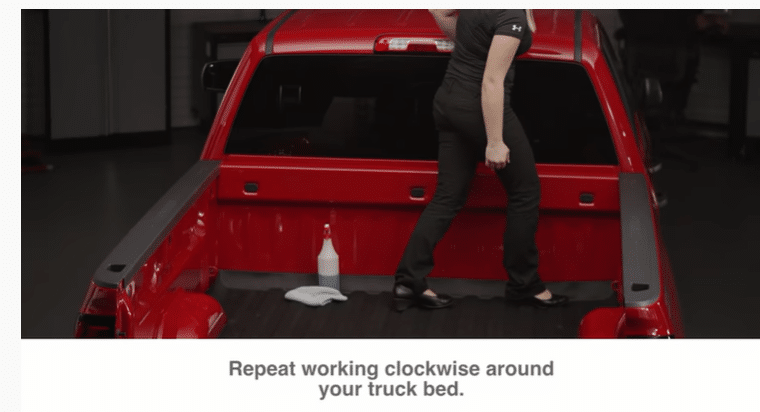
[428,9,458,40]
[485,141,510,171]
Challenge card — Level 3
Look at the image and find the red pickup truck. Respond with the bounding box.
[75,9,684,338]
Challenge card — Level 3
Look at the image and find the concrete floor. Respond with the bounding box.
[20,128,760,338]
[21,129,207,338]
[654,136,760,337]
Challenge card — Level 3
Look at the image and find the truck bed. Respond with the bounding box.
[208,271,619,338]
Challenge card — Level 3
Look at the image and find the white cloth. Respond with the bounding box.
[284,286,348,307]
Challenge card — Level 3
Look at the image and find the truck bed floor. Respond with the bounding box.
[209,271,619,338]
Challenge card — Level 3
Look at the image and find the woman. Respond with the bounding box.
[392,10,568,311]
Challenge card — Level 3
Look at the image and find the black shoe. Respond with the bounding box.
[392,284,453,312]
[506,292,569,309]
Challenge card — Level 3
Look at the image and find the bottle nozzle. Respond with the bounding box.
[323,223,331,239]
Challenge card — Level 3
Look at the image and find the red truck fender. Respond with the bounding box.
[117,287,226,339]
[148,290,226,339]
[578,307,626,338]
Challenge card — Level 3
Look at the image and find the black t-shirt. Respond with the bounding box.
[444,10,532,87]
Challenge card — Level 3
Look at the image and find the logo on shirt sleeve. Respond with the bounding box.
[512,24,522,32]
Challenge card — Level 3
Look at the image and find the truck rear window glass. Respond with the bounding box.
[226,55,617,165]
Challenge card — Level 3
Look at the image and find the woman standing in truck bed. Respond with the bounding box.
[393,9,568,310]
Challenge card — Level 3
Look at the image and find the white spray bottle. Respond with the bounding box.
[318,223,340,291]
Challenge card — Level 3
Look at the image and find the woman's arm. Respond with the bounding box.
[482,35,520,170]
[428,9,458,40]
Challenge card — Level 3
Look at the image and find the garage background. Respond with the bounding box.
[21,9,760,338]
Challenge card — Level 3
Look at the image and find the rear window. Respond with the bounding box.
[226,55,617,165]
[512,60,618,165]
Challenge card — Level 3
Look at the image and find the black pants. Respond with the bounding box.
[395,76,545,299]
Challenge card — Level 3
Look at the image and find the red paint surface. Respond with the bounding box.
[578,307,626,338]
[111,181,225,338]
[215,158,622,283]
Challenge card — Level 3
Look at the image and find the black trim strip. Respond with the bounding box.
[574,10,582,62]
[215,271,617,302]
[619,173,661,307]
[266,10,298,55]
[93,160,221,288]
